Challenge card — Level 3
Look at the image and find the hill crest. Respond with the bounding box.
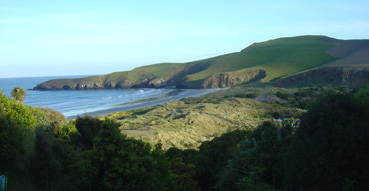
[34,35,369,90]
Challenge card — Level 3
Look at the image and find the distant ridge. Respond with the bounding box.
[34,35,369,90]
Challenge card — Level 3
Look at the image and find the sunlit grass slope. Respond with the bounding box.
[103,88,301,149]
[185,35,336,85]
[106,62,187,82]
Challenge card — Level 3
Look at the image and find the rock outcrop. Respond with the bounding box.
[33,78,164,90]
[33,61,214,90]
[198,69,267,88]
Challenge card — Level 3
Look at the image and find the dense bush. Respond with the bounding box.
[69,118,175,191]
[3,86,369,190]
[0,110,25,173]
[0,89,67,131]
[276,91,290,100]
[0,90,40,129]
[30,130,62,191]
[235,93,257,98]
[285,88,369,190]
[217,121,293,191]
[72,115,103,150]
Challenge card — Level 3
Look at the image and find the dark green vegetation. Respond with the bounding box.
[2,85,369,190]
[33,35,369,90]
[285,88,369,190]
[0,90,174,190]
[4,34,369,190]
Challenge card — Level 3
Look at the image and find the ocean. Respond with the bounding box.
[0,76,220,119]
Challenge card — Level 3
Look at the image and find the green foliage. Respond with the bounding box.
[1,91,39,129]
[105,106,156,120]
[285,87,369,190]
[38,107,68,133]
[171,158,201,191]
[55,121,78,140]
[30,130,62,191]
[72,115,103,149]
[11,86,27,103]
[0,112,25,173]
[165,123,294,191]
[235,93,257,98]
[217,122,292,191]
[0,89,66,132]
[236,166,274,191]
[295,99,311,109]
[294,89,316,97]
[276,91,290,100]
[69,117,176,191]
[0,99,34,190]
[165,130,253,191]
[195,130,253,191]
[183,97,202,104]
[352,86,369,116]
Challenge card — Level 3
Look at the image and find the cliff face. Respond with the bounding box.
[34,68,267,90]
[33,61,214,90]
[197,69,267,88]
[273,67,369,88]
[33,77,169,90]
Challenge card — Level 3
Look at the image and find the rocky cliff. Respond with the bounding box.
[196,69,266,88]
[33,76,171,90]
[34,68,267,90]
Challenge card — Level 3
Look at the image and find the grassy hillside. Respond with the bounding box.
[35,35,352,90]
[123,36,333,84]
[185,35,336,84]
[107,62,187,82]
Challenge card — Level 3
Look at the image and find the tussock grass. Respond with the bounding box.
[105,89,300,149]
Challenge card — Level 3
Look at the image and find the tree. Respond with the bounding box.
[0,111,24,173]
[171,157,201,191]
[72,115,103,150]
[217,122,291,191]
[285,88,369,190]
[195,130,252,191]
[11,86,27,103]
[30,130,61,191]
[71,118,175,191]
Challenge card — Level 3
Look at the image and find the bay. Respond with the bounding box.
[0,76,219,119]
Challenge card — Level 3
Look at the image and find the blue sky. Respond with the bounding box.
[1,0,368,78]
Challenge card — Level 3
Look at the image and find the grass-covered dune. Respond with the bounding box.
[34,35,369,90]
[102,86,304,149]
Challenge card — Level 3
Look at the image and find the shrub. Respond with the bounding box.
[285,88,369,190]
[276,91,290,100]
[235,93,257,98]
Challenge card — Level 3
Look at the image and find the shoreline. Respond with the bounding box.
[66,88,223,119]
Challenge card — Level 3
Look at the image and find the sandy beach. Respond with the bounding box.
[67,88,221,119]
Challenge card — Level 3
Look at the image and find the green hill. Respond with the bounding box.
[34,35,369,90]
[185,35,335,83]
